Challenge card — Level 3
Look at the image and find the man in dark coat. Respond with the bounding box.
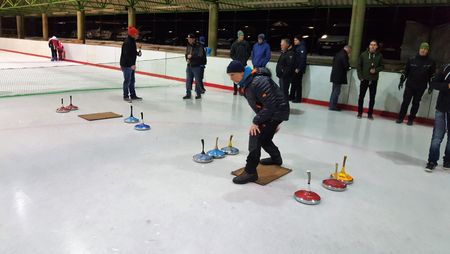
[397,42,436,125]
[357,40,384,119]
[425,63,450,172]
[183,33,207,99]
[226,60,290,184]
[289,35,308,103]
[276,39,296,100]
[120,26,142,102]
[230,30,251,95]
[329,45,352,111]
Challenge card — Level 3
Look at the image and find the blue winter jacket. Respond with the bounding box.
[252,42,271,68]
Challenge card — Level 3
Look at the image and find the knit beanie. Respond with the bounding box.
[227,60,245,73]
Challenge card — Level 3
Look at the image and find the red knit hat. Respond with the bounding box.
[128,26,139,37]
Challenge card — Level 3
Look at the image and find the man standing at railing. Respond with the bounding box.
[183,33,207,100]
[120,26,142,102]
[396,42,436,125]
[230,30,252,95]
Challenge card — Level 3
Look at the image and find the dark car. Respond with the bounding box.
[317,23,350,55]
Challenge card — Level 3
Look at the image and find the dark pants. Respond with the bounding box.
[186,66,203,96]
[121,67,136,98]
[279,77,292,100]
[398,87,426,121]
[289,72,303,102]
[358,79,378,116]
[50,48,57,61]
[428,110,450,164]
[245,121,282,174]
[329,83,342,109]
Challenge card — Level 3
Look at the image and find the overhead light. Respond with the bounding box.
[52,12,69,15]
[302,35,309,38]
[154,5,183,9]
[244,26,249,28]
[169,31,173,33]
[196,30,200,33]
[321,34,328,39]
[308,26,314,29]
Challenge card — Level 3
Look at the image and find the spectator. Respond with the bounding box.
[120,27,143,102]
[276,39,296,100]
[230,30,251,95]
[289,35,308,103]
[56,40,65,61]
[425,63,450,172]
[357,40,384,119]
[397,42,436,125]
[183,33,207,100]
[329,45,352,111]
[48,36,58,62]
[252,33,271,68]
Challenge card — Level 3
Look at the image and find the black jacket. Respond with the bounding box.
[276,48,296,79]
[401,55,436,90]
[242,68,290,125]
[120,36,140,67]
[185,42,207,67]
[430,64,450,113]
[330,49,351,84]
[230,40,251,66]
[293,43,307,74]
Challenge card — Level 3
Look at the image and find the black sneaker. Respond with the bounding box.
[357,114,362,119]
[233,91,237,95]
[233,171,258,184]
[123,97,131,102]
[130,96,142,101]
[407,119,413,126]
[260,157,283,166]
[425,162,437,172]
[443,161,450,169]
[396,119,403,124]
[183,95,191,99]
[368,115,374,120]
[329,108,341,111]
[195,95,201,99]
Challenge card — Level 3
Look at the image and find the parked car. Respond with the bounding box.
[317,23,350,55]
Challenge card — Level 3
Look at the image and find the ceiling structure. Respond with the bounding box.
[0,0,448,16]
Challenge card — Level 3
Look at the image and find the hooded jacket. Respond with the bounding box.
[357,49,384,81]
[430,63,450,113]
[252,41,271,68]
[401,55,436,90]
[240,68,290,125]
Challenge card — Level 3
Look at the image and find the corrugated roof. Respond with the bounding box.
[0,0,449,16]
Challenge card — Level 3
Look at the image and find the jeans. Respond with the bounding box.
[289,72,303,102]
[329,83,342,109]
[279,77,292,100]
[245,121,282,174]
[186,66,203,96]
[358,79,378,116]
[428,110,450,164]
[121,67,136,98]
[398,87,426,121]
[50,48,57,61]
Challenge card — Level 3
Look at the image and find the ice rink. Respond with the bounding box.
[1,51,449,254]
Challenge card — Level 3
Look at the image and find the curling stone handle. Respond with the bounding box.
[215,137,219,149]
[335,163,338,176]
[342,156,347,171]
[130,105,134,116]
[307,170,311,185]
[141,112,144,121]
[61,98,64,105]
[201,139,205,154]
[228,135,234,147]
[70,95,72,103]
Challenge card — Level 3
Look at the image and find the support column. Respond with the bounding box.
[208,2,218,56]
[16,15,25,39]
[128,7,136,27]
[349,0,366,67]
[77,10,85,43]
[0,16,3,37]
[42,13,49,41]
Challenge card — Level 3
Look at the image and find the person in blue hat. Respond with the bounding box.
[226,60,290,184]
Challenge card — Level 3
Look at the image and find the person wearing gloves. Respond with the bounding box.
[357,40,384,119]
[230,30,251,95]
[425,63,450,172]
[120,26,143,102]
[396,42,436,125]
[252,33,271,68]
[226,60,290,184]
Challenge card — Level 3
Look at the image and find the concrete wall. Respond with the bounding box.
[0,37,438,119]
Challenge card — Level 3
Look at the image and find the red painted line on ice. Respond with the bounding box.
[0,48,434,126]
